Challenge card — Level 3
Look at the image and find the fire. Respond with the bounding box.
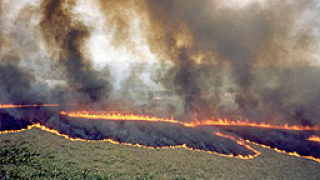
[0,126,34,135]
[244,139,320,163]
[61,111,320,131]
[214,132,320,163]
[0,124,258,160]
[1,106,318,132]
[308,135,320,143]
[188,119,320,131]
[60,111,186,126]
[214,132,261,159]
[0,104,59,109]
[1,108,320,163]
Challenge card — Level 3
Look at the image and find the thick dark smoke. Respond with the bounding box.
[1,0,320,124]
[0,0,2,53]
[0,107,56,131]
[40,0,111,105]
[143,0,320,125]
[0,62,38,104]
[174,48,202,117]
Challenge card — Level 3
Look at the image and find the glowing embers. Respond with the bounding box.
[0,104,59,109]
[0,124,258,160]
[308,136,320,143]
[189,119,320,131]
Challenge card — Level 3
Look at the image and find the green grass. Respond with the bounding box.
[0,144,121,179]
[1,128,320,179]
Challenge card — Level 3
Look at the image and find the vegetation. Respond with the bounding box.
[0,144,121,179]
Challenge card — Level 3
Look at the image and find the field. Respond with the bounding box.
[1,128,320,180]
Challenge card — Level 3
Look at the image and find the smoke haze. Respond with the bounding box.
[0,0,320,125]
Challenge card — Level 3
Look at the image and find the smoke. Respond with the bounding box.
[0,62,38,104]
[0,0,2,53]
[0,0,320,125]
[142,0,320,124]
[2,0,320,161]
[39,0,112,105]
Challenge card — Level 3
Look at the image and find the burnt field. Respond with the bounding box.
[1,126,320,180]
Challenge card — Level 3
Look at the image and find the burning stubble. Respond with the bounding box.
[1,107,320,163]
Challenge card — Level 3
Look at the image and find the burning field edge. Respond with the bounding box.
[1,104,320,164]
[0,123,260,160]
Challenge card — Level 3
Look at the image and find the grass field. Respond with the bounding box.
[1,128,320,180]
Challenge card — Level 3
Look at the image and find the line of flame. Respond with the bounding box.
[60,111,187,126]
[213,132,261,158]
[1,124,318,163]
[244,139,320,163]
[0,104,59,109]
[188,119,320,131]
[61,111,320,131]
[1,106,319,131]
[0,124,259,160]
[308,135,320,143]
[214,132,320,163]
[1,108,320,162]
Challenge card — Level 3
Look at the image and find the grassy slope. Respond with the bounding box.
[1,128,320,180]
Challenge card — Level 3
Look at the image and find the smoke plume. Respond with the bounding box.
[1,0,320,162]
[0,0,319,125]
[39,0,112,105]
[143,0,320,124]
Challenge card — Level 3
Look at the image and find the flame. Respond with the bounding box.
[1,107,318,131]
[0,124,258,160]
[213,132,320,163]
[60,111,186,126]
[1,109,320,163]
[188,119,320,131]
[244,139,320,163]
[213,132,261,159]
[308,135,320,143]
[0,126,33,135]
[61,111,320,131]
[0,104,59,109]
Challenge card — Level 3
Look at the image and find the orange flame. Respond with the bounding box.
[0,124,258,160]
[58,111,320,163]
[1,109,320,163]
[214,132,261,159]
[61,111,320,131]
[188,119,320,131]
[244,139,320,163]
[214,132,320,163]
[308,135,320,143]
[60,111,186,126]
[0,104,59,109]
